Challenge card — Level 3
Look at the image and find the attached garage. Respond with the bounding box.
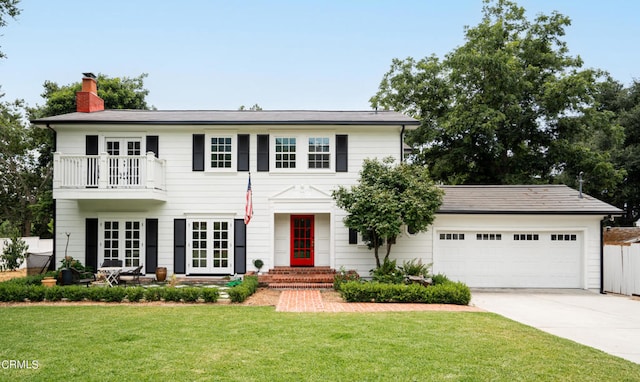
[431,186,623,289]
[435,230,582,287]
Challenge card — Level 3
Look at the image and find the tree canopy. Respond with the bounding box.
[0,0,20,59]
[0,73,152,237]
[370,0,624,198]
[332,157,443,267]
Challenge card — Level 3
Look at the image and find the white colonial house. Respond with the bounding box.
[32,74,622,290]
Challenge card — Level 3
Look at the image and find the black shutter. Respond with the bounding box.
[348,228,358,245]
[86,135,98,155]
[146,136,159,157]
[86,135,99,187]
[237,134,250,172]
[336,134,348,172]
[174,219,186,274]
[85,218,99,271]
[257,134,269,172]
[192,134,205,171]
[145,219,158,274]
[234,219,247,274]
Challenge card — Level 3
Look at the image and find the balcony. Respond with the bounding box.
[53,152,167,206]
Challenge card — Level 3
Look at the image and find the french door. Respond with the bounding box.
[187,219,234,274]
[290,215,314,266]
[105,138,142,187]
[102,220,143,269]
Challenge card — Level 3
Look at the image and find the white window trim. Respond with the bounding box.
[269,132,335,173]
[186,217,235,274]
[99,133,146,154]
[205,131,237,172]
[97,218,145,271]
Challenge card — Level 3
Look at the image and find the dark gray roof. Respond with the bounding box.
[31,110,419,126]
[439,185,622,215]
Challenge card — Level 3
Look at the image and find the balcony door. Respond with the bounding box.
[106,138,142,188]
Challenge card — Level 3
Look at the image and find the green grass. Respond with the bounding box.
[0,306,639,381]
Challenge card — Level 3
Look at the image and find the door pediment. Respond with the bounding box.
[270,185,332,202]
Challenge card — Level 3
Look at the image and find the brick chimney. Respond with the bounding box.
[76,72,104,113]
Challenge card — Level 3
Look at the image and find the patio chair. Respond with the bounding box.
[25,252,54,276]
[119,265,143,286]
[70,267,96,287]
[101,259,123,267]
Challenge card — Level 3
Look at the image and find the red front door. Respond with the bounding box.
[290,215,314,267]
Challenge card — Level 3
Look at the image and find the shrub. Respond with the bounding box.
[44,286,65,302]
[399,259,431,278]
[338,280,470,305]
[179,287,202,303]
[125,287,145,302]
[333,268,360,291]
[1,233,28,271]
[200,287,220,303]
[228,276,258,303]
[431,273,450,285]
[144,287,164,302]
[371,259,404,284]
[1,274,46,286]
[61,286,87,301]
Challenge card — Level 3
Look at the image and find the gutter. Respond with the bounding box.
[400,125,406,162]
[600,216,608,294]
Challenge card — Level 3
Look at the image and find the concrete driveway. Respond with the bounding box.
[471,289,640,364]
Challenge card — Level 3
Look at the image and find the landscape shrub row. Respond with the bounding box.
[0,283,220,303]
[338,281,471,305]
[227,276,259,303]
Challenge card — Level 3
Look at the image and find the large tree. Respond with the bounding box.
[0,73,152,237]
[0,0,20,59]
[590,79,640,225]
[0,98,45,236]
[370,0,624,195]
[332,157,443,267]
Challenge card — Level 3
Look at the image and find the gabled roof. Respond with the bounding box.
[31,110,419,126]
[438,185,622,215]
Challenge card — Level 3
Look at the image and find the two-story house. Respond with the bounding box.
[33,74,621,290]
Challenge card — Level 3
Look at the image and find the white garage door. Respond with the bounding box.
[434,231,582,288]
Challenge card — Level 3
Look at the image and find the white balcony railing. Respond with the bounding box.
[53,152,166,191]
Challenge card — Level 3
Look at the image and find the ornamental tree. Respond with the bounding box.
[332,157,443,267]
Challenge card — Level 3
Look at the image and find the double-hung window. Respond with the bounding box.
[271,134,334,171]
[275,137,297,169]
[308,137,330,169]
[206,134,236,171]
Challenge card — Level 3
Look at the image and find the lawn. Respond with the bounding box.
[0,305,638,381]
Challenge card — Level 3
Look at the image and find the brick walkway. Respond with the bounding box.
[275,290,482,313]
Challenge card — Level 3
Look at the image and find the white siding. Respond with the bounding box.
[53,124,404,275]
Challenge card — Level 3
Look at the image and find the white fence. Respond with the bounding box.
[0,237,54,269]
[604,243,640,296]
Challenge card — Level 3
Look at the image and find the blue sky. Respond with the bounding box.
[0,0,638,111]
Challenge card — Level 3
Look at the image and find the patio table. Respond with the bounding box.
[98,266,136,286]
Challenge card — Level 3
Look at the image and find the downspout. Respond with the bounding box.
[46,124,57,271]
[600,216,608,294]
[400,125,406,162]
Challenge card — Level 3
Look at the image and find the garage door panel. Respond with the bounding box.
[435,231,581,288]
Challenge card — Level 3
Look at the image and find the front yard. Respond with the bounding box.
[1,305,639,381]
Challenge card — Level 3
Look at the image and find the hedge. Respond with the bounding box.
[227,276,259,303]
[0,283,220,303]
[338,281,471,305]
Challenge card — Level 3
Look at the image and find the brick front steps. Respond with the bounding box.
[258,267,336,289]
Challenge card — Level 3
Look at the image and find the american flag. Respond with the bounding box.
[244,174,253,225]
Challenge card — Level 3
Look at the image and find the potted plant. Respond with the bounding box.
[59,233,73,285]
[253,259,264,274]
